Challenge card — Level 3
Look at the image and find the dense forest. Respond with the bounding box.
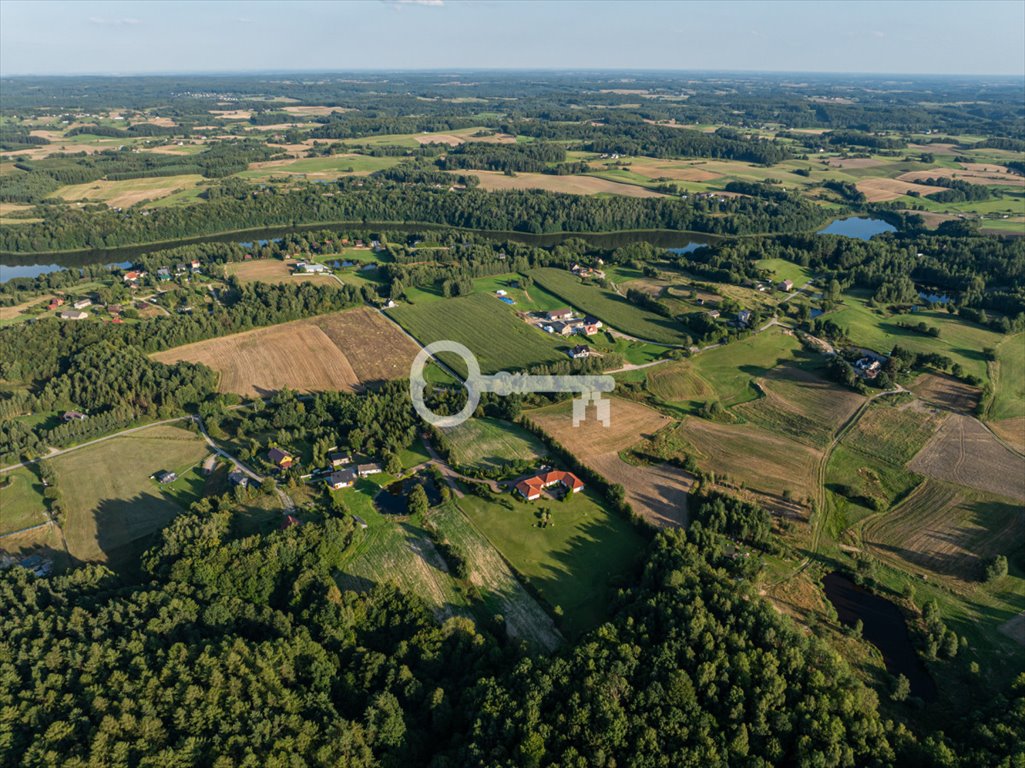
[1,486,1021,766]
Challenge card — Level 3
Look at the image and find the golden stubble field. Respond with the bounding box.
[152,308,420,396]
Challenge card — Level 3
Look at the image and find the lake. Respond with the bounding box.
[0,259,135,285]
[817,217,897,240]
[822,572,937,701]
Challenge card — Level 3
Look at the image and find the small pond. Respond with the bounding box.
[374,471,443,516]
[817,217,897,240]
[667,242,712,256]
[823,572,937,701]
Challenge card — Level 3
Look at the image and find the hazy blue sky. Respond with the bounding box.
[2,0,1023,77]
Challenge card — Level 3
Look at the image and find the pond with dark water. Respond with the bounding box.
[373,471,443,516]
[822,572,937,701]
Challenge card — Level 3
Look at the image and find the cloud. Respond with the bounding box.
[872,30,886,38]
[389,0,445,6]
[88,17,143,26]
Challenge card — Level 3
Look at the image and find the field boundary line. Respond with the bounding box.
[0,520,54,540]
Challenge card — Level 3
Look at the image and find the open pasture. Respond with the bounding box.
[687,328,805,408]
[646,360,714,404]
[864,480,1024,582]
[430,502,561,650]
[456,490,646,639]
[224,258,338,286]
[0,468,48,534]
[988,332,1025,418]
[459,170,664,198]
[529,267,692,345]
[387,293,566,375]
[442,417,546,474]
[908,414,1025,502]
[152,318,360,397]
[237,154,402,180]
[52,174,205,208]
[842,398,945,466]
[735,363,865,447]
[50,425,210,568]
[827,294,1002,382]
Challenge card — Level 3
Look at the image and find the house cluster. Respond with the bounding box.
[325,451,382,490]
[0,552,52,578]
[570,262,605,280]
[534,308,603,337]
[515,469,585,501]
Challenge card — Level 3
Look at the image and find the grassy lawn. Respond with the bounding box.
[755,258,814,286]
[442,417,547,474]
[530,267,692,346]
[49,425,211,570]
[0,468,48,534]
[235,154,403,181]
[989,333,1025,421]
[688,327,804,407]
[387,293,567,375]
[456,489,647,639]
[827,293,1003,382]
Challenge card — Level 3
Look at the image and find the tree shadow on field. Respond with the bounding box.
[92,493,183,576]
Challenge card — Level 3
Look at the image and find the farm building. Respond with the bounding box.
[59,310,89,320]
[706,309,721,319]
[154,471,177,484]
[295,261,326,274]
[737,310,752,327]
[327,468,357,490]
[267,447,295,469]
[515,470,585,500]
[357,462,382,478]
[569,345,592,360]
[72,298,92,310]
[779,279,795,291]
[156,267,172,281]
[228,470,249,487]
[546,308,574,321]
[48,298,64,310]
[281,515,301,529]
[62,411,87,422]
[123,270,145,282]
[328,451,351,467]
[352,515,368,529]
[201,455,218,475]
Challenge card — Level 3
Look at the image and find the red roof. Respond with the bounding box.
[515,470,584,498]
[281,514,300,529]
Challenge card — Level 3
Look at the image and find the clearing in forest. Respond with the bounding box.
[50,425,210,569]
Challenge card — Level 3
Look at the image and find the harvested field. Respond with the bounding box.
[842,399,945,466]
[0,294,53,323]
[674,417,820,501]
[825,157,890,169]
[460,170,664,198]
[910,372,981,413]
[989,418,1025,454]
[152,319,360,397]
[908,414,1025,501]
[313,307,421,384]
[281,105,350,116]
[526,398,686,527]
[855,177,947,202]
[623,159,722,182]
[736,364,865,447]
[865,480,1024,581]
[898,209,958,229]
[224,258,338,286]
[527,397,671,461]
[53,174,205,208]
[588,453,691,527]
[898,167,1025,188]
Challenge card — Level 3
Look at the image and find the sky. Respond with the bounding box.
[1,0,1023,77]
